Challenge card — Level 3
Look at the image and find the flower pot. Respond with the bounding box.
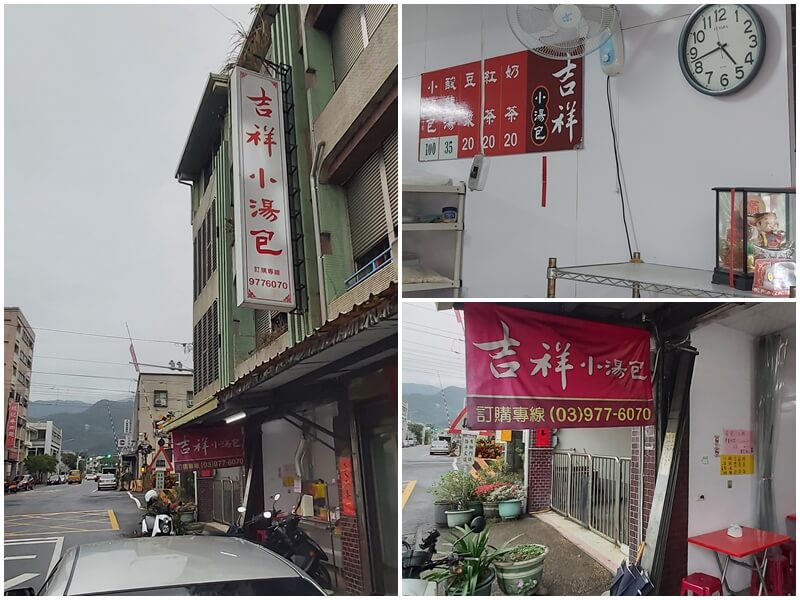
[446,566,496,596]
[495,545,549,595]
[483,501,499,520]
[467,500,483,517]
[498,499,522,520]
[434,501,456,527]
[177,510,196,523]
[444,508,474,528]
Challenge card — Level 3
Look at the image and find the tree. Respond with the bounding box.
[61,452,78,470]
[407,422,424,445]
[23,454,58,481]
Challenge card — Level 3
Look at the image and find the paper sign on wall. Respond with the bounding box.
[719,428,754,475]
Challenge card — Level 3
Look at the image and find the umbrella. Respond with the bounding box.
[609,543,655,596]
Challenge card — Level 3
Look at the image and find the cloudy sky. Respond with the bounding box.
[5,5,253,405]
[402,302,466,389]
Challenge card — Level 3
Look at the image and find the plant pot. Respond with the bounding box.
[483,501,499,520]
[446,566,496,596]
[444,508,474,528]
[467,500,483,517]
[498,499,522,520]
[177,510,196,523]
[495,545,549,595]
[434,501,456,527]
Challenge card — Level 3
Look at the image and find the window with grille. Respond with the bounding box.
[153,390,168,408]
[254,310,289,348]
[193,199,217,300]
[186,391,194,408]
[193,301,219,394]
[331,5,391,88]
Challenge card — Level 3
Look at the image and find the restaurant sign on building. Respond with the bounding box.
[5,402,19,449]
[231,66,295,311]
[172,424,245,473]
[464,304,654,429]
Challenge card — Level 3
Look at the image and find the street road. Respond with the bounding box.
[4,479,143,593]
[402,444,454,542]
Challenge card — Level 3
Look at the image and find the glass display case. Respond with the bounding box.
[713,187,795,290]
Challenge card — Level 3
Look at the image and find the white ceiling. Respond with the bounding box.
[713,303,796,338]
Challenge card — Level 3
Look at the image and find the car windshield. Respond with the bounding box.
[86,577,324,596]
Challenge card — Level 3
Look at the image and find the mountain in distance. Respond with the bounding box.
[28,399,94,420]
[403,383,466,428]
[30,398,134,456]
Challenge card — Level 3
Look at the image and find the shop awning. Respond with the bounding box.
[161,396,220,434]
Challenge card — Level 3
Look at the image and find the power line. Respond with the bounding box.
[32,371,136,382]
[31,326,191,346]
[403,327,464,342]
[31,383,135,393]
[35,356,135,367]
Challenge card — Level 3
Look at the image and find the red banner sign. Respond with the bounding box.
[465,304,654,429]
[172,424,244,473]
[419,50,583,162]
[6,402,19,449]
[338,457,356,517]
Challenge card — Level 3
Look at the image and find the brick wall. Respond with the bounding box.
[197,478,214,522]
[629,425,657,563]
[527,446,553,512]
[339,515,365,595]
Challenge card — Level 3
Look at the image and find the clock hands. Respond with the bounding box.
[719,44,738,65]
[692,43,727,63]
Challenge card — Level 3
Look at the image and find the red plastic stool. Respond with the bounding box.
[681,572,723,596]
[782,541,796,594]
[750,554,789,595]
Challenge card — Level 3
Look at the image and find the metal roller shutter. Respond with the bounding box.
[331,4,364,87]
[254,309,272,347]
[364,4,390,39]
[345,151,387,260]
[382,130,398,227]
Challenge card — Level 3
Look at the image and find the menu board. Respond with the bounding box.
[720,428,754,475]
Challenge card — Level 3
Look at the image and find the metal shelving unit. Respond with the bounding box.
[402,181,466,297]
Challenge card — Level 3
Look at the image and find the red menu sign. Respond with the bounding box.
[6,402,19,449]
[419,50,583,161]
[465,304,653,429]
[338,457,356,517]
[172,424,244,473]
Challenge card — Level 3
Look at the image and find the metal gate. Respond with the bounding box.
[551,451,630,546]
[211,478,241,525]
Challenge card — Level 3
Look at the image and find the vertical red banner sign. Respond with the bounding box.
[419,50,583,161]
[6,402,19,449]
[464,304,654,429]
[338,457,356,517]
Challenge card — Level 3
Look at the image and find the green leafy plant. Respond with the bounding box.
[488,483,524,502]
[429,470,477,509]
[475,459,520,486]
[23,454,58,481]
[423,524,521,595]
[502,543,546,563]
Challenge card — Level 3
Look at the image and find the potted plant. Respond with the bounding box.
[442,471,477,528]
[475,482,507,520]
[429,470,463,527]
[489,483,524,520]
[494,543,549,594]
[424,523,520,595]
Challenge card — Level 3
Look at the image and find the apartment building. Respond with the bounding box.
[27,421,62,462]
[167,5,397,594]
[4,307,36,479]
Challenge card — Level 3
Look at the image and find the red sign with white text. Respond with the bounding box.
[6,402,19,449]
[419,50,583,161]
[465,304,653,429]
[338,457,356,517]
[172,424,245,473]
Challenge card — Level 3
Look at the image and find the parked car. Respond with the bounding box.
[97,473,117,491]
[67,470,82,484]
[47,475,61,485]
[58,474,67,484]
[8,536,326,595]
[429,440,450,455]
[84,473,95,481]
[16,475,35,491]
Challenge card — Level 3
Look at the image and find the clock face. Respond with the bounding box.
[679,4,766,96]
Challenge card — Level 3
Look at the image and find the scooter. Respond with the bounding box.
[227,493,282,541]
[140,490,176,537]
[401,516,486,596]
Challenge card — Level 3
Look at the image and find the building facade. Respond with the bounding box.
[132,372,194,473]
[168,4,397,594]
[4,307,35,479]
[27,421,62,463]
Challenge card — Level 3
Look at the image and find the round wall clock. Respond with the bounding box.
[678,4,766,96]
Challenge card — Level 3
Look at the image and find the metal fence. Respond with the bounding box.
[551,451,630,547]
[211,478,242,525]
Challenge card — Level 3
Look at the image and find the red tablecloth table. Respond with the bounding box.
[688,527,792,595]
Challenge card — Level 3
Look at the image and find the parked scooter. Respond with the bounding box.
[401,516,486,596]
[227,493,282,540]
[140,489,176,537]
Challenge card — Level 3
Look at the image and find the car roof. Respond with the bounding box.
[55,536,312,595]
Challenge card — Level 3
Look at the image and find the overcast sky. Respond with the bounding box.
[5,5,253,405]
[402,302,466,389]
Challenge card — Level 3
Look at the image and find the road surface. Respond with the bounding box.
[4,479,143,593]
[402,444,454,542]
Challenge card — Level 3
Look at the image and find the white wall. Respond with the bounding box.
[556,426,632,458]
[688,321,796,589]
[402,5,794,297]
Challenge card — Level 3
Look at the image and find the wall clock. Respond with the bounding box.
[678,4,766,96]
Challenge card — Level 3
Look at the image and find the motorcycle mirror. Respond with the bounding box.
[263,511,272,519]
[273,493,281,501]
[237,506,247,514]
[469,515,486,533]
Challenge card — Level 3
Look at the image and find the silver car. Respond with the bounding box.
[96,473,117,491]
[29,536,326,595]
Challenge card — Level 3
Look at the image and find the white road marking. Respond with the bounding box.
[4,573,38,591]
[128,491,143,510]
[452,458,458,470]
[47,537,63,577]
[4,538,61,545]
[4,555,36,561]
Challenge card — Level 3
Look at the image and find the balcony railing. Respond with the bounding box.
[345,248,392,289]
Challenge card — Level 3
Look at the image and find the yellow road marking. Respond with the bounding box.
[402,480,417,509]
[108,510,119,530]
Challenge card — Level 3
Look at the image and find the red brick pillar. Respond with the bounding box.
[527,446,553,512]
[339,515,365,595]
[661,431,689,594]
[629,426,657,563]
